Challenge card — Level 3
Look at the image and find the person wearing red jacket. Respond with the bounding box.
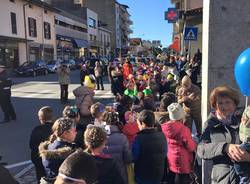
[161,103,197,184]
[123,59,133,80]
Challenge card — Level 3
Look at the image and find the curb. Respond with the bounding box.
[15,164,34,178]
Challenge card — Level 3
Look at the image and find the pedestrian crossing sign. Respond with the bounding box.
[184,27,198,41]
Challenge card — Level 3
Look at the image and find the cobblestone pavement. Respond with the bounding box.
[16,166,37,184]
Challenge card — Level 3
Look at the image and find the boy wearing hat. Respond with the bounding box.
[234,106,250,183]
[55,150,97,184]
[132,110,167,184]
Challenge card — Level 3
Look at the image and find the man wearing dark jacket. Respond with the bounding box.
[29,106,54,183]
[132,110,167,184]
[0,66,16,123]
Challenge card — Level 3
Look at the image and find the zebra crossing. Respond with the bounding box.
[11,81,114,100]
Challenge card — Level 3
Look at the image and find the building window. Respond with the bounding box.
[9,0,15,2]
[44,22,51,39]
[88,17,96,28]
[10,12,17,34]
[28,17,37,37]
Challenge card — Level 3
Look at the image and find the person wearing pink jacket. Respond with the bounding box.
[161,103,197,184]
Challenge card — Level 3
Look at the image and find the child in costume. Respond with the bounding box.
[234,106,250,184]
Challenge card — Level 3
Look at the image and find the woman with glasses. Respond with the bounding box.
[39,117,77,184]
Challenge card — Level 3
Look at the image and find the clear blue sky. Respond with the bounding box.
[118,0,173,47]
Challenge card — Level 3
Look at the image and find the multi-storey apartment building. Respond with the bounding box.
[115,2,133,57]
[0,0,57,68]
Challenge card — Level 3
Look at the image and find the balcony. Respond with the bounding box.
[89,40,102,47]
[187,0,203,11]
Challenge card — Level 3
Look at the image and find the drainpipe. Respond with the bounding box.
[23,3,29,62]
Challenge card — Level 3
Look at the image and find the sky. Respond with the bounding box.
[118,0,173,47]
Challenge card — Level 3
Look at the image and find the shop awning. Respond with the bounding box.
[73,39,89,48]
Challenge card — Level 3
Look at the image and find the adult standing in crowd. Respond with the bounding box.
[198,86,250,184]
[123,58,133,80]
[94,61,104,90]
[73,75,96,129]
[57,64,70,103]
[177,75,202,135]
[0,65,16,123]
[30,106,54,183]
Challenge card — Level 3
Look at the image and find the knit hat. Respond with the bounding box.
[84,75,96,89]
[167,103,185,121]
[58,150,97,184]
[143,88,152,96]
[239,106,250,143]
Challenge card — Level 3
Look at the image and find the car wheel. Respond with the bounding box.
[32,71,37,77]
[44,70,48,75]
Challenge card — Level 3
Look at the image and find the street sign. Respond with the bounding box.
[165,8,179,23]
[184,27,198,40]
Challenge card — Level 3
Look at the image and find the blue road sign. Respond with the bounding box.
[184,27,198,41]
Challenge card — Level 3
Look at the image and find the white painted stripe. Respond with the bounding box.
[15,164,34,178]
[5,160,32,169]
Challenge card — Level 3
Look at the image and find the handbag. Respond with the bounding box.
[127,163,135,184]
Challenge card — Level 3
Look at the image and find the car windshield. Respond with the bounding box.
[48,60,56,65]
[22,62,34,67]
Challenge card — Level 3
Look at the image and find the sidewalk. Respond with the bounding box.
[15,165,37,184]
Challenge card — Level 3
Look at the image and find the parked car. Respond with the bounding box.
[61,59,76,70]
[47,60,61,73]
[15,60,48,77]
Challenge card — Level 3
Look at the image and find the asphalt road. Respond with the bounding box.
[0,70,113,174]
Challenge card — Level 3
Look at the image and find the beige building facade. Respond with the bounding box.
[0,0,57,68]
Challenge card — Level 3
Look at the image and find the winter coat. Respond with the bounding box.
[73,85,94,116]
[0,165,18,184]
[197,112,241,184]
[29,122,53,177]
[57,67,70,85]
[122,122,139,146]
[39,140,75,180]
[161,120,197,174]
[123,63,133,80]
[94,65,102,77]
[132,128,167,182]
[103,125,132,183]
[93,154,125,184]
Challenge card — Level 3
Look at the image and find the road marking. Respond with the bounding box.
[5,160,32,169]
[15,164,34,178]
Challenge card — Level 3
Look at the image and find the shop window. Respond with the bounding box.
[10,12,17,34]
[28,17,37,37]
[44,22,51,39]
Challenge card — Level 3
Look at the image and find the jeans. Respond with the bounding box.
[96,76,104,90]
[234,143,250,184]
[60,84,68,102]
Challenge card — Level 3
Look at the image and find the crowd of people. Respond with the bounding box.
[1,49,250,184]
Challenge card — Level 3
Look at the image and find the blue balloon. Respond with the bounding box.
[235,48,250,96]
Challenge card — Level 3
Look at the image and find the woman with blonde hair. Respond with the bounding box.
[39,118,77,184]
[84,125,125,184]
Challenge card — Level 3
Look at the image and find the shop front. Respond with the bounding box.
[56,35,89,60]
[0,38,20,69]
